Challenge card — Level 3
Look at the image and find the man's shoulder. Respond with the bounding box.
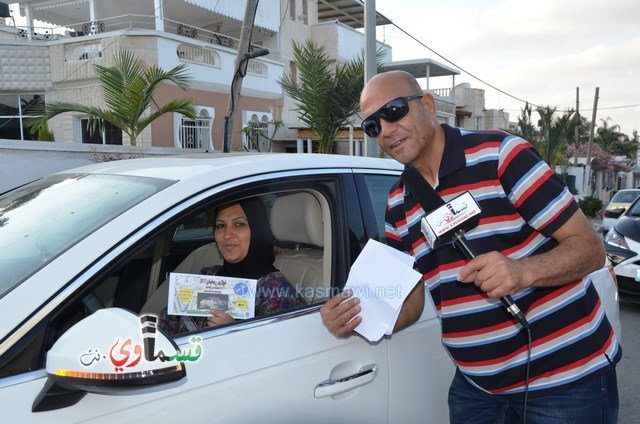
[450,126,534,159]
[457,126,514,143]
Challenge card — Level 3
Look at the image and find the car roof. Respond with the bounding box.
[54,153,404,197]
[60,153,403,181]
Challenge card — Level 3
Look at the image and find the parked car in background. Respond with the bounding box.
[605,194,640,301]
[602,189,640,234]
[0,153,454,423]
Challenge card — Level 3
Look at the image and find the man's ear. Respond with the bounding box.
[421,93,437,115]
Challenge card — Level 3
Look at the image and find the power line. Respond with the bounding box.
[387,21,540,108]
[598,103,640,111]
[386,19,640,124]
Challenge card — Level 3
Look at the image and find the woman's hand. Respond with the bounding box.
[207,309,236,327]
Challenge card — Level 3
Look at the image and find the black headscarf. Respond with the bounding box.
[215,197,278,279]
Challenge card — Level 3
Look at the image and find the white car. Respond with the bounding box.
[604,195,640,301]
[602,189,640,234]
[0,153,454,423]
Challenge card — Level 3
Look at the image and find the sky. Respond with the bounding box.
[374,0,640,137]
[7,1,638,136]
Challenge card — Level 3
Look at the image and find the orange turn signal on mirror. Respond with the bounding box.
[55,363,184,381]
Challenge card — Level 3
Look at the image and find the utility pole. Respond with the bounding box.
[573,87,579,167]
[222,0,268,152]
[363,0,377,157]
[586,87,600,196]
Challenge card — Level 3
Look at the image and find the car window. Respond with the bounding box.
[150,191,328,337]
[612,190,640,203]
[360,174,399,242]
[627,199,640,216]
[0,177,340,378]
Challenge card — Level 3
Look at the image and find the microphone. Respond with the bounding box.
[403,168,529,328]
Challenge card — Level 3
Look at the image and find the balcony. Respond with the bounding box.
[0,14,282,98]
[0,14,265,52]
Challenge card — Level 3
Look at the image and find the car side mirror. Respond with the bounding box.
[32,308,191,412]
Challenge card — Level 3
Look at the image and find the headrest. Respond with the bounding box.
[271,193,324,247]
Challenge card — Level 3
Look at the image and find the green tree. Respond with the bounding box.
[535,105,556,160]
[29,49,197,146]
[279,40,367,153]
[534,105,577,170]
[514,102,536,142]
[596,117,637,160]
[34,120,55,142]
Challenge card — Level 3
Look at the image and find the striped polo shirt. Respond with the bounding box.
[385,124,621,397]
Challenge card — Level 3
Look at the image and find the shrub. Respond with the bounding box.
[578,196,603,218]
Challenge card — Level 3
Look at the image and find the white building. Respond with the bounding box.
[0,0,463,154]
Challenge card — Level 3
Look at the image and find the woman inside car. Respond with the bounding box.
[159,196,305,334]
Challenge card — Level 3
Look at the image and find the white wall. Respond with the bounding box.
[0,139,198,193]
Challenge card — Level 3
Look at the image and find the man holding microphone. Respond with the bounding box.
[320,70,620,423]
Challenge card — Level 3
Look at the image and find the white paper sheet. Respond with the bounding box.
[344,239,422,342]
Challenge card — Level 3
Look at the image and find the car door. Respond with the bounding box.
[0,170,392,423]
[354,170,454,423]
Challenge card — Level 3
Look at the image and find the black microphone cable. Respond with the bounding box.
[401,167,532,422]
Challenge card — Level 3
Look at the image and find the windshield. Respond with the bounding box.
[611,190,640,204]
[627,198,640,216]
[0,173,174,298]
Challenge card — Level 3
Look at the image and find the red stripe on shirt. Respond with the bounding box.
[480,213,521,226]
[512,169,554,209]
[439,180,501,198]
[466,141,501,155]
[536,199,573,233]
[498,142,530,178]
[492,329,614,394]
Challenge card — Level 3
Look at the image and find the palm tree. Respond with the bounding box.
[535,105,557,163]
[597,117,636,159]
[279,40,366,153]
[535,105,577,170]
[29,49,197,146]
[514,102,536,142]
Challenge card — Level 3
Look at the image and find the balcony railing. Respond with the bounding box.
[430,88,454,98]
[0,14,263,52]
[0,24,61,40]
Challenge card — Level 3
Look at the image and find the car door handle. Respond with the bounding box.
[314,363,378,398]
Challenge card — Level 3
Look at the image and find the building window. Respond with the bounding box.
[0,94,43,141]
[80,118,123,145]
[178,108,212,150]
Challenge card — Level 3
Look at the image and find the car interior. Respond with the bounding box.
[140,190,331,316]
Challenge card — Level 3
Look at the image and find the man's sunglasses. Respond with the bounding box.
[361,94,423,138]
